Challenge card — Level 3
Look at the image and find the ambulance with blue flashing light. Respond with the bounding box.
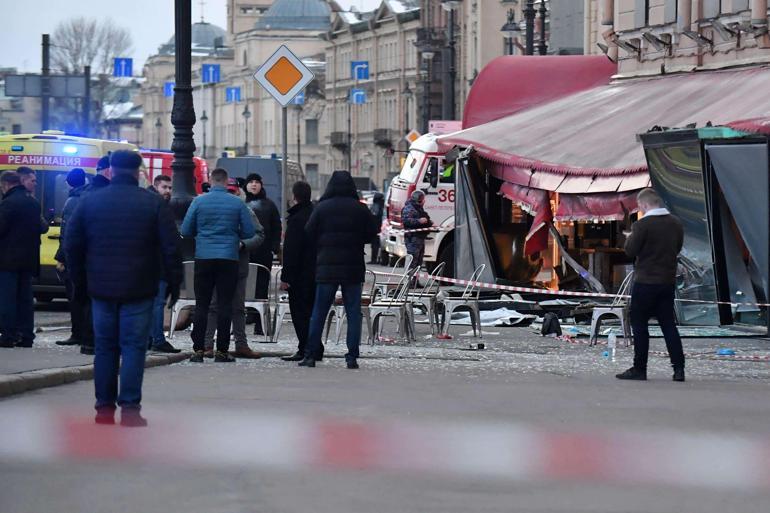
[0,131,139,301]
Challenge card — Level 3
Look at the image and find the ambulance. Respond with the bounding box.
[0,131,139,301]
[383,133,456,276]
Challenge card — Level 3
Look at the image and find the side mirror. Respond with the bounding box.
[427,160,439,189]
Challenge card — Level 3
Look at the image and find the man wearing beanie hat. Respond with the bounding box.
[243,173,281,335]
[54,168,93,349]
[65,149,183,426]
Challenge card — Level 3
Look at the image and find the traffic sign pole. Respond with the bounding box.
[282,106,288,234]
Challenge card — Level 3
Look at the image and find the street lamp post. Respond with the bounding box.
[403,83,413,135]
[441,0,461,121]
[421,50,434,134]
[200,110,208,158]
[155,117,162,149]
[170,0,197,224]
[524,0,536,55]
[242,104,251,156]
[501,9,521,55]
[538,0,548,56]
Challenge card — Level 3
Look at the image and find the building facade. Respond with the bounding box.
[586,0,770,77]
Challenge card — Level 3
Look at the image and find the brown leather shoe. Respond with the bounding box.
[203,349,214,359]
[233,346,261,359]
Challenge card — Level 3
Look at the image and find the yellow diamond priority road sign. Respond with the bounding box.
[254,45,314,107]
[405,129,422,145]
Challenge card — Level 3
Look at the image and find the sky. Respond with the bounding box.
[0,0,381,74]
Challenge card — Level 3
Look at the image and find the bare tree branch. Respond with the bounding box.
[51,17,133,75]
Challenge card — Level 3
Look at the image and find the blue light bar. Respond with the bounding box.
[10,145,23,151]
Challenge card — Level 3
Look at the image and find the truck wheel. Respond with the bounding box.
[437,242,455,278]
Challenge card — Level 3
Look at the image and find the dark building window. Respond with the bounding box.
[305,119,318,145]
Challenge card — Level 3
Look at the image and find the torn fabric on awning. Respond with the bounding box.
[443,66,770,189]
[555,191,640,221]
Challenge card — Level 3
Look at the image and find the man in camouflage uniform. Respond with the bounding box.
[400,190,432,271]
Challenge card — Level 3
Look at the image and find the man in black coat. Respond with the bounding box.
[0,171,49,348]
[243,173,281,335]
[54,168,95,351]
[280,181,318,362]
[65,151,182,426]
[299,171,379,369]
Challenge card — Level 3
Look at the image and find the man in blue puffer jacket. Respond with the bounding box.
[181,168,256,363]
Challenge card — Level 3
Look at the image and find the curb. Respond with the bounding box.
[0,352,191,399]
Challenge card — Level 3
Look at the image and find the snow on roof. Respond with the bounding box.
[102,102,142,121]
[386,0,419,14]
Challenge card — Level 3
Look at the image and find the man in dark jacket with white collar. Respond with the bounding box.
[616,188,685,383]
[280,181,317,362]
[0,171,48,348]
[65,151,183,426]
[299,171,379,369]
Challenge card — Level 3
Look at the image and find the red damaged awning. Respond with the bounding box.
[462,56,617,129]
[555,191,639,222]
[444,66,770,188]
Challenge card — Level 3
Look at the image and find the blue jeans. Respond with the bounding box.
[306,283,362,363]
[0,271,35,344]
[92,298,154,410]
[149,280,167,347]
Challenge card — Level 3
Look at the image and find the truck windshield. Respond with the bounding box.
[398,152,424,183]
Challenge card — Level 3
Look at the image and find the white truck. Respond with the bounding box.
[383,134,456,276]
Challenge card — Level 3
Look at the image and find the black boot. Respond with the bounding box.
[673,367,685,382]
[298,357,316,367]
[615,367,647,381]
[56,337,81,346]
[281,351,304,362]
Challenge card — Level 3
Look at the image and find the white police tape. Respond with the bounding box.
[0,406,769,491]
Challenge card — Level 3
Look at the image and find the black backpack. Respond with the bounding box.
[541,312,562,337]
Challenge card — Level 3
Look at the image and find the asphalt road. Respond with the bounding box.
[2,312,770,513]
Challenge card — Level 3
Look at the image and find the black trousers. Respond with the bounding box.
[191,259,239,352]
[64,273,93,346]
[630,283,685,370]
[288,282,316,355]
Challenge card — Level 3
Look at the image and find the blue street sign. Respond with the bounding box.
[349,88,366,104]
[113,58,133,77]
[163,82,175,97]
[202,64,221,84]
[351,60,369,80]
[225,87,241,103]
[291,91,305,105]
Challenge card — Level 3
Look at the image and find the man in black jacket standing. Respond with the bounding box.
[0,171,48,348]
[55,168,94,351]
[280,181,317,362]
[616,188,685,383]
[65,151,182,426]
[299,171,378,369]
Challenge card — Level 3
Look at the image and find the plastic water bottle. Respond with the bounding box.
[608,333,617,362]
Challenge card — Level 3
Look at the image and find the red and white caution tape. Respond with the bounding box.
[1,406,770,491]
[413,272,770,309]
[391,226,453,234]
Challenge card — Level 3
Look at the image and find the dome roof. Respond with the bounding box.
[158,21,227,55]
[254,0,331,31]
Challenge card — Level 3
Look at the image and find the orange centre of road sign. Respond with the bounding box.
[265,57,303,95]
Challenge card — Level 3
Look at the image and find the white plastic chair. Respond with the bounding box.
[245,263,272,342]
[168,261,196,340]
[589,272,634,346]
[439,264,486,339]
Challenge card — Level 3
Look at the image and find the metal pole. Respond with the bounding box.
[423,72,430,134]
[405,95,410,135]
[525,0,536,55]
[296,107,301,165]
[443,9,456,120]
[244,114,248,155]
[508,37,514,56]
[82,65,90,137]
[281,106,288,224]
[538,0,548,56]
[347,94,352,173]
[41,34,50,131]
[170,0,197,225]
